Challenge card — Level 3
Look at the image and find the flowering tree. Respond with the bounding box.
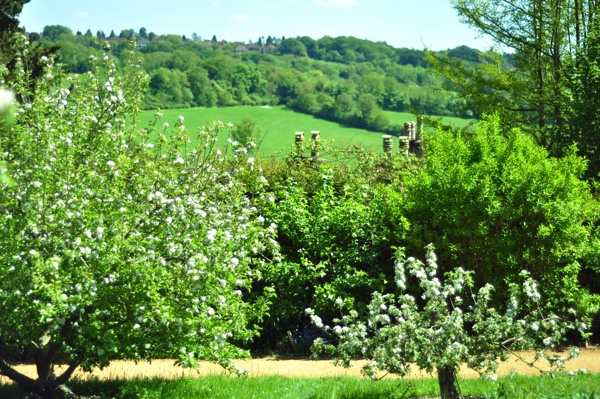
[0,36,277,398]
[308,246,585,399]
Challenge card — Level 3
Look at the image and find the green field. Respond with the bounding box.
[138,106,476,158]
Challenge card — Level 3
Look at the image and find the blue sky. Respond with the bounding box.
[19,0,493,51]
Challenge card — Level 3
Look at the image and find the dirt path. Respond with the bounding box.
[2,348,598,383]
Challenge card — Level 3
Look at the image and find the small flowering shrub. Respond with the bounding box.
[308,245,585,399]
[0,35,277,398]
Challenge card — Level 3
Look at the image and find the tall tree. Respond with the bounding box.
[138,26,147,38]
[428,0,598,160]
[1,2,59,97]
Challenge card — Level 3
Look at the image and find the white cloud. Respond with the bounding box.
[315,0,358,8]
[322,29,341,37]
[75,11,90,19]
[233,14,250,22]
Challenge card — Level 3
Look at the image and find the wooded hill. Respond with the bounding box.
[35,26,503,134]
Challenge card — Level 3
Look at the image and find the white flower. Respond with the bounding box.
[164,122,169,127]
[174,157,184,164]
[247,157,255,165]
[133,324,140,329]
[32,181,43,188]
[0,88,14,114]
[107,160,115,168]
[207,229,217,243]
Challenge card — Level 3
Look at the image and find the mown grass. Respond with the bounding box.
[2,373,599,399]
[137,106,476,158]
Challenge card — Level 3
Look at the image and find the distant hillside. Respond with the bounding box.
[35,26,504,133]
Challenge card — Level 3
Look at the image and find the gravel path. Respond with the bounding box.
[2,348,599,382]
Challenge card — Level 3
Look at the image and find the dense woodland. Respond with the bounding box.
[33,25,503,135]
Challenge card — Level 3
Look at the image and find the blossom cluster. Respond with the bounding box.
[309,245,584,382]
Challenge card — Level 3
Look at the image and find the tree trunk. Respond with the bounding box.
[437,366,460,399]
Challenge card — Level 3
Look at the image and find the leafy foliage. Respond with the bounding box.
[250,150,417,351]
[400,115,600,320]
[0,36,277,397]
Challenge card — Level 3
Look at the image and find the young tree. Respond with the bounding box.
[232,116,259,148]
[309,246,585,399]
[0,36,277,398]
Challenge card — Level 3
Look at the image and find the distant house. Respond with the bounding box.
[235,45,249,54]
[137,38,149,47]
[247,43,260,52]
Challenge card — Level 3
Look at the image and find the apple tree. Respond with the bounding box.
[0,35,277,398]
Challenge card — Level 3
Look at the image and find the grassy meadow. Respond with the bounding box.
[137,106,476,158]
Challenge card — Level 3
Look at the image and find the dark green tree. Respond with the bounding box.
[568,16,600,178]
[211,34,217,43]
[42,24,72,41]
[138,26,147,38]
[1,2,60,97]
[109,29,116,39]
[279,38,307,57]
[119,29,135,39]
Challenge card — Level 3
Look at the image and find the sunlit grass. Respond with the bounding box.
[2,373,599,399]
[137,106,477,158]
